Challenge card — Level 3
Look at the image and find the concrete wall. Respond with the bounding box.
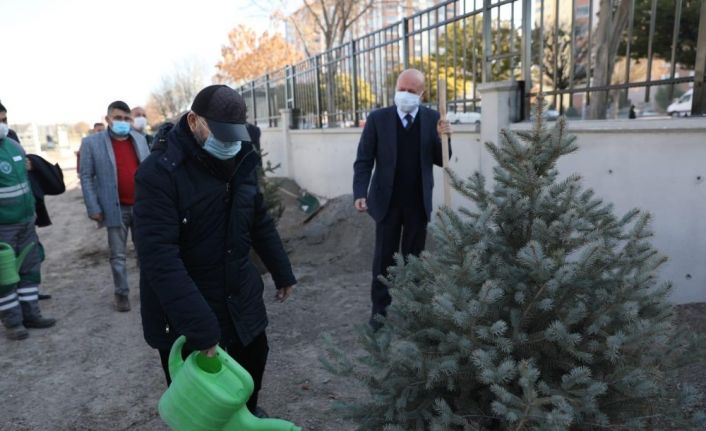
[511,119,706,304]
[258,105,706,304]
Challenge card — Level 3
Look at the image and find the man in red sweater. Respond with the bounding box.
[78,101,150,312]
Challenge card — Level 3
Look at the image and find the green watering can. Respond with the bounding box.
[159,335,302,431]
[0,242,34,286]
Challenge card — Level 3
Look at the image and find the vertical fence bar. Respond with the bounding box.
[472,3,478,105]
[314,56,322,128]
[463,0,469,111]
[644,0,658,102]
[250,80,257,125]
[291,65,298,115]
[264,74,271,127]
[521,0,532,116]
[437,5,443,109]
[692,0,706,116]
[284,66,291,109]
[452,1,458,110]
[586,0,592,106]
[668,0,683,101]
[623,0,634,103]
[569,0,576,108]
[495,2,501,79]
[553,0,559,109]
[482,0,492,83]
[426,13,432,97]
[402,18,410,69]
[510,0,516,74]
[539,0,545,96]
[351,41,359,127]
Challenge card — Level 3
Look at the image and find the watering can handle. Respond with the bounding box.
[168,335,186,379]
[15,241,35,271]
[216,344,255,396]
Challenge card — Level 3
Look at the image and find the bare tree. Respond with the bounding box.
[147,59,209,123]
[270,0,375,55]
[590,0,631,119]
[302,0,375,51]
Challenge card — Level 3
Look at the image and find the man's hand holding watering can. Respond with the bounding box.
[200,285,295,357]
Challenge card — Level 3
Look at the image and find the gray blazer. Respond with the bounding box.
[79,130,149,227]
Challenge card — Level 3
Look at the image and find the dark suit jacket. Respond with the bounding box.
[353,105,450,223]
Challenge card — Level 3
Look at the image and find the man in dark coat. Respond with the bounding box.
[353,68,452,329]
[134,85,296,416]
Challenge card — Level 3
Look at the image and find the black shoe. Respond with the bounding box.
[5,325,29,340]
[38,293,51,300]
[114,294,131,312]
[254,407,269,418]
[23,317,56,329]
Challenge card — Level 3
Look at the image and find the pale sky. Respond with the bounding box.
[1,0,276,125]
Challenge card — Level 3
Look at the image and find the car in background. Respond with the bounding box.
[446,111,481,124]
[637,106,662,118]
[543,109,560,121]
[529,108,560,121]
[667,89,693,117]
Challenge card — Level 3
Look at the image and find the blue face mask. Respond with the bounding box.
[111,120,131,136]
[203,134,242,160]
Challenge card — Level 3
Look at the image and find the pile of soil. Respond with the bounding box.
[274,177,375,274]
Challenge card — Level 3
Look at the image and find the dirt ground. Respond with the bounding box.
[0,165,373,431]
[0,163,704,431]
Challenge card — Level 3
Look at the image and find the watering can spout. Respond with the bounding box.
[15,242,35,272]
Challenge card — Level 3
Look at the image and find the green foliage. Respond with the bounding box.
[439,16,518,84]
[257,152,284,222]
[628,0,701,68]
[330,73,376,112]
[325,100,704,430]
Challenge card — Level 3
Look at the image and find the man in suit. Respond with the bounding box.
[353,68,452,328]
[79,101,150,312]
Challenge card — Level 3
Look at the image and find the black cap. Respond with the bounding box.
[191,85,251,142]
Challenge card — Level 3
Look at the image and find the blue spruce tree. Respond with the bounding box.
[325,100,704,430]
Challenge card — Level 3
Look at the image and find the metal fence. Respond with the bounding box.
[237,0,705,128]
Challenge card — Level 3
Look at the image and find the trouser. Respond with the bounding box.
[107,206,134,296]
[370,205,427,317]
[159,331,269,414]
[0,221,43,328]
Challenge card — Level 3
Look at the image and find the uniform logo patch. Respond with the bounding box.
[0,161,12,174]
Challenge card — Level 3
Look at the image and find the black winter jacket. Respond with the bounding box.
[134,116,296,352]
[27,154,66,227]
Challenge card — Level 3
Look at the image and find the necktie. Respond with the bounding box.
[404,114,413,130]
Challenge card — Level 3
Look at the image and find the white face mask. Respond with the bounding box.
[394,91,421,114]
[0,123,8,139]
[133,116,147,131]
